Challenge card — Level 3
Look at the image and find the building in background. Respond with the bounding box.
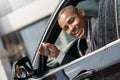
[0,0,60,79]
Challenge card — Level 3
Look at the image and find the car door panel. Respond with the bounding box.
[64,49,105,80]
[102,39,120,68]
[35,47,105,80]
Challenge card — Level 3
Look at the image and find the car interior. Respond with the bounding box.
[55,0,99,59]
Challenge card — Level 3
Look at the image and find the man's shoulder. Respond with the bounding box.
[90,16,98,28]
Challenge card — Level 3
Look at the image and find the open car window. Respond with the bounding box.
[55,0,99,57]
[55,0,99,50]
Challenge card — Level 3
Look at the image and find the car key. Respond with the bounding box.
[43,43,50,56]
[44,47,50,56]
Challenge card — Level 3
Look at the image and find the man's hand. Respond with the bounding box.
[38,43,60,58]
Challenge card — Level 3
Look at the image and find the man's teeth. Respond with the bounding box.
[79,28,85,38]
[74,26,79,35]
[75,30,79,34]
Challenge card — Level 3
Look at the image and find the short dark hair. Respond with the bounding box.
[58,5,78,19]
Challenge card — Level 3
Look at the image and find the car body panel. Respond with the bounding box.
[17,0,120,79]
[29,39,120,80]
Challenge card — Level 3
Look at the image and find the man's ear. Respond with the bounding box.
[77,9,85,17]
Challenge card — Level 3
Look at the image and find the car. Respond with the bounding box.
[13,0,120,80]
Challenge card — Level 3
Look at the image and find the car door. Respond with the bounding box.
[32,0,105,80]
[13,0,120,78]
[31,0,81,77]
[29,0,120,79]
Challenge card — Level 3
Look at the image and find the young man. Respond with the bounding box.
[38,5,99,65]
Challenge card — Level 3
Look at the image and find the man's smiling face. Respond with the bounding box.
[58,7,87,39]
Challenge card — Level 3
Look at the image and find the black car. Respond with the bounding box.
[13,0,120,80]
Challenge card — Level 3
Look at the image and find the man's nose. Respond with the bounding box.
[69,25,74,31]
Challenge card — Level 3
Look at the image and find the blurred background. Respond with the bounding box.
[0,0,60,79]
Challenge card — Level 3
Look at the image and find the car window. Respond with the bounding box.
[102,0,120,79]
[100,0,120,80]
[55,0,99,59]
[55,0,99,51]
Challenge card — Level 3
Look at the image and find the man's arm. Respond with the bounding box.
[38,43,75,66]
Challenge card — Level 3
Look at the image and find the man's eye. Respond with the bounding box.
[68,18,74,24]
[64,26,68,31]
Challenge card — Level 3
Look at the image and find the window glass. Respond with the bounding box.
[117,0,120,37]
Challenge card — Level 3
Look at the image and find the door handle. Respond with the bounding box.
[73,69,95,80]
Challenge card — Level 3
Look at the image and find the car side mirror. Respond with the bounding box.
[12,57,34,80]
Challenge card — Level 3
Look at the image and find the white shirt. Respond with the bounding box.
[56,51,65,64]
[56,19,90,64]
